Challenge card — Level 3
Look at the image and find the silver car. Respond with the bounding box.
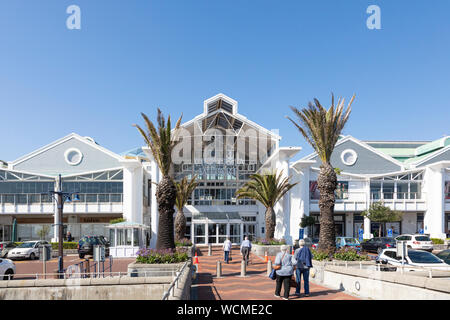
[7,240,49,260]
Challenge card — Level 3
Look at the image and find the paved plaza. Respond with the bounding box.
[192,247,359,300]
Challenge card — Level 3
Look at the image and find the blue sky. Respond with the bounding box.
[1,0,449,162]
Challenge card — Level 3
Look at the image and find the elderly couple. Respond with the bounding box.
[273,239,313,300]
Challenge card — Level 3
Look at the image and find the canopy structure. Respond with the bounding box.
[106,221,150,258]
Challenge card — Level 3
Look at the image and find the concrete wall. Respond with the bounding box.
[0,276,172,300]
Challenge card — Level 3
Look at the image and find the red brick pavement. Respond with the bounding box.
[13,255,135,279]
[193,247,359,301]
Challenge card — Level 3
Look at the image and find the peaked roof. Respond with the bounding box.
[181,93,281,140]
[302,135,405,168]
[10,133,124,167]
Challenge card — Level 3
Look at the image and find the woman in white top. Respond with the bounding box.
[223,238,232,263]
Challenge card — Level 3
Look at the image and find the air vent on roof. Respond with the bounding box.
[207,99,234,115]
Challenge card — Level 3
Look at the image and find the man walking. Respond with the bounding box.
[223,238,232,263]
[240,236,252,265]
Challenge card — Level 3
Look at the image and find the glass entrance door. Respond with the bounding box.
[218,224,227,243]
[243,224,256,241]
[230,224,240,244]
[208,223,217,244]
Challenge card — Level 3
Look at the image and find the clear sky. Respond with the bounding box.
[1,0,449,162]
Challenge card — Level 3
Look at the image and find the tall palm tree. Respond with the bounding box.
[134,109,182,250]
[236,171,297,241]
[287,94,355,254]
[174,175,198,242]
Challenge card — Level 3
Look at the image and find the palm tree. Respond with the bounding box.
[134,109,182,250]
[174,176,199,242]
[236,171,297,241]
[287,94,355,254]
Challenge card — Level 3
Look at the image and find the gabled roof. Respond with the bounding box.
[301,135,405,168]
[10,133,124,167]
[180,93,281,140]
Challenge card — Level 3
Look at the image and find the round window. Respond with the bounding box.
[64,148,83,166]
[341,149,358,166]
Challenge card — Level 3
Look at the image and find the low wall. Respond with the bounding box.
[166,261,194,300]
[128,262,185,277]
[310,260,450,300]
[0,276,173,300]
[251,244,294,256]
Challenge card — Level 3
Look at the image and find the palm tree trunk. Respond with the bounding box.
[156,175,177,250]
[317,162,337,254]
[175,209,186,242]
[265,207,276,240]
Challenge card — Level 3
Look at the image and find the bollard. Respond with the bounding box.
[267,259,272,276]
[359,261,362,270]
[216,260,222,278]
[240,260,247,277]
[208,244,212,256]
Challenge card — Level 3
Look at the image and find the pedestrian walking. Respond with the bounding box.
[66,231,73,242]
[293,239,313,297]
[223,238,232,263]
[240,236,252,265]
[273,245,294,300]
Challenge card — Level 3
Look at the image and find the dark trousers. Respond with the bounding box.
[241,247,250,265]
[275,274,291,298]
[224,250,230,263]
[295,268,310,294]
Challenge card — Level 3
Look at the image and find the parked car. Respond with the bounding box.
[336,237,361,251]
[361,237,396,254]
[435,249,450,265]
[78,236,110,259]
[0,242,17,258]
[7,240,49,260]
[0,258,15,280]
[394,234,433,252]
[377,248,450,271]
[311,238,319,249]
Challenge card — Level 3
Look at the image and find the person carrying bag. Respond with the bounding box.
[272,245,294,300]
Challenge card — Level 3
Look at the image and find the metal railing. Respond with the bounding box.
[370,192,423,201]
[0,193,123,205]
[161,261,190,300]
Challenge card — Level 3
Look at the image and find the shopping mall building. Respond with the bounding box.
[0,94,449,250]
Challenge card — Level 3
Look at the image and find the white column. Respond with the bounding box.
[424,166,446,239]
[274,156,290,241]
[120,159,144,224]
[364,217,371,239]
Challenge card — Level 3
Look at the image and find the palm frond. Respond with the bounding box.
[287,94,355,164]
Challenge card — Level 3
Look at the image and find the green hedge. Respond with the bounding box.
[431,238,444,245]
[14,242,78,250]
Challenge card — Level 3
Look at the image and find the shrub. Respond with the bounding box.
[51,242,78,250]
[14,242,78,249]
[431,238,444,244]
[175,238,193,247]
[254,238,286,245]
[110,217,126,224]
[333,247,370,261]
[312,249,331,261]
[135,247,189,264]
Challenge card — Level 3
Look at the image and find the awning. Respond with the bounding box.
[192,212,241,220]
[106,221,150,229]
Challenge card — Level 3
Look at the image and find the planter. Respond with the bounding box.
[127,261,187,277]
[251,244,293,256]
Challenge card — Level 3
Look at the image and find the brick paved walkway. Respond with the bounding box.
[193,247,359,300]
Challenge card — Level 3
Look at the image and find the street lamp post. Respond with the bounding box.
[43,174,79,278]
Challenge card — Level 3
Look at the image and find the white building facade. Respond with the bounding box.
[1,94,449,252]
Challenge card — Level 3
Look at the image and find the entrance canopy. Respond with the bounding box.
[192,212,241,221]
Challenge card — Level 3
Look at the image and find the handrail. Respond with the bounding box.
[161,261,190,300]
